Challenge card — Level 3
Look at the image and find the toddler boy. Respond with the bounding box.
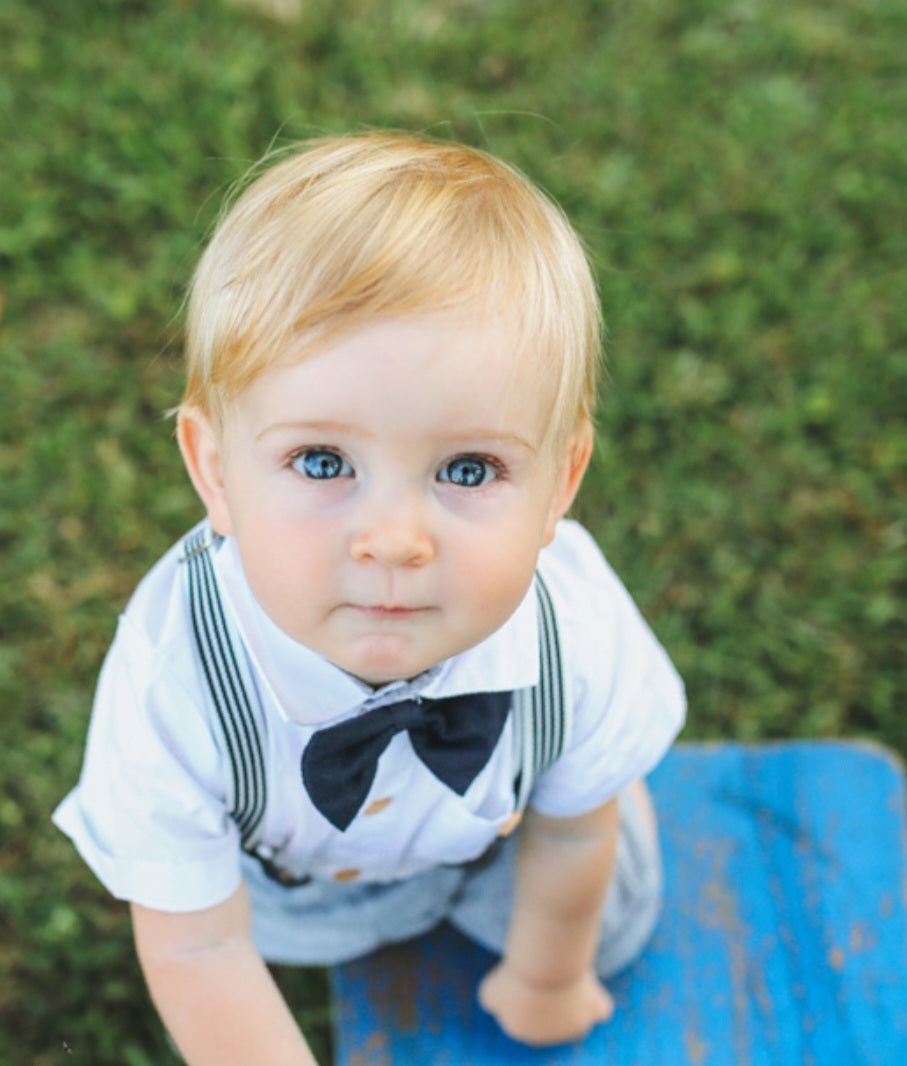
[55,132,685,1064]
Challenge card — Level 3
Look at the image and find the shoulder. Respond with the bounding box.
[53,524,243,910]
[536,519,637,641]
[92,522,219,747]
[113,522,205,684]
[537,517,682,695]
[124,523,197,643]
[529,520,686,815]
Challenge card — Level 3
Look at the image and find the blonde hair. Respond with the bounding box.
[184,131,602,451]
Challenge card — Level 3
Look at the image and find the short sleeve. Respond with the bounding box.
[53,614,242,912]
[527,522,686,817]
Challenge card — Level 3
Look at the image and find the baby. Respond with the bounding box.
[55,131,685,1064]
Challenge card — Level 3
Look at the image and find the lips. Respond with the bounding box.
[354,605,423,618]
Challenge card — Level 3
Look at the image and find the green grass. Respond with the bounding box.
[2,1,905,1062]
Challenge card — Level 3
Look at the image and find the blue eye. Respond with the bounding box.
[438,456,497,487]
[291,449,353,480]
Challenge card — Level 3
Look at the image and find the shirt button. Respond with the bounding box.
[333,868,362,882]
[363,797,393,816]
[498,811,523,838]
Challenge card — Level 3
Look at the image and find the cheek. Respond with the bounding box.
[233,517,336,610]
[447,523,543,614]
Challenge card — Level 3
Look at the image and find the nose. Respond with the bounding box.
[349,491,435,568]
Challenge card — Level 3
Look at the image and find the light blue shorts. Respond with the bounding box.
[245,784,662,980]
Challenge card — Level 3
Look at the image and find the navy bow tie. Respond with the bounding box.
[301,691,512,831]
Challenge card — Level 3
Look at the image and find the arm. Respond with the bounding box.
[478,797,619,1045]
[132,883,319,1066]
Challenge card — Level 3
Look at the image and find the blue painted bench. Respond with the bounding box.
[331,741,907,1065]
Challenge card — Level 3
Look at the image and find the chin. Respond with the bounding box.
[339,645,431,687]
[346,663,418,687]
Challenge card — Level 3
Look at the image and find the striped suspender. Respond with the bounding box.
[511,573,570,810]
[182,525,568,849]
[182,526,267,852]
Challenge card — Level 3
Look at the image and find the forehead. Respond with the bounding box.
[229,313,556,447]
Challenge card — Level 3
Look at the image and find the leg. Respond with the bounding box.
[446,780,663,978]
[243,854,466,965]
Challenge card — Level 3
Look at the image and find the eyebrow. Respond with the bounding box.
[256,419,371,442]
[256,419,537,452]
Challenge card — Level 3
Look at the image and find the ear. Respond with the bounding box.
[542,421,594,545]
[176,406,234,536]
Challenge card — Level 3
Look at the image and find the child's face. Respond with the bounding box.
[180,313,591,686]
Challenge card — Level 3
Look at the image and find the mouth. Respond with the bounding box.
[351,605,426,619]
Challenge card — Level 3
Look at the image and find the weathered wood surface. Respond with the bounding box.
[332,741,907,1065]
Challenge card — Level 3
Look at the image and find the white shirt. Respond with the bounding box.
[53,519,685,913]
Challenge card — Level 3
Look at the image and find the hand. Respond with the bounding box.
[477,962,614,1046]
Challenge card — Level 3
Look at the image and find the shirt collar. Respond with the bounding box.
[212,535,540,727]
